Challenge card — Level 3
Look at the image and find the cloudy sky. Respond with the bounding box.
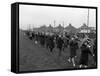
[19,4,96,30]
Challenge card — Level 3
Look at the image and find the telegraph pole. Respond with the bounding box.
[63,21,64,28]
[63,21,64,35]
[87,9,89,27]
[54,20,56,27]
[87,9,89,33]
[54,20,56,32]
[63,21,64,33]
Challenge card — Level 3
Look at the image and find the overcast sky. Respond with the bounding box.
[19,5,96,30]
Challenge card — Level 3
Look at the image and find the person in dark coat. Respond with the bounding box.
[48,36,55,53]
[39,34,45,47]
[25,31,30,37]
[93,38,97,66]
[62,37,69,51]
[28,32,33,40]
[45,35,50,49]
[31,32,35,39]
[79,40,93,68]
[56,35,64,57]
[25,31,33,40]
[68,37,78,67]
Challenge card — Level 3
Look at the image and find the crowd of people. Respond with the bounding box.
[24,30,97,68]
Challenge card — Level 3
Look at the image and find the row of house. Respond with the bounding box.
[32,23,96,34]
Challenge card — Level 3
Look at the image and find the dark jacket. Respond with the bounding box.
[69,39,78,57]
[80,43,92,65]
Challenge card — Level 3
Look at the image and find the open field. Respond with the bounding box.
[19,30,95,71]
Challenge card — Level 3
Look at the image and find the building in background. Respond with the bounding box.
[78,23,96,33]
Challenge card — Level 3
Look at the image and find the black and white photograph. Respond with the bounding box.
[11,2,97,73]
